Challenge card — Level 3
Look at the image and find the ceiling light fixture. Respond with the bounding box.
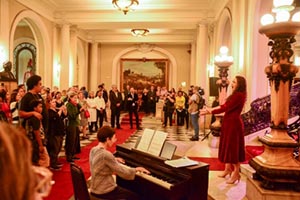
[131,29,149,37]
[112,0,139,15]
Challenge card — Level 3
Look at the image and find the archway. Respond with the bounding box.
[112,44,178,90]
[215,8,232,51]
[13,42,36,84]
[10,10,52,86]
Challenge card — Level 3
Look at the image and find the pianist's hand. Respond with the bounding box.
[116,157,125,164]
[136,167,151,174]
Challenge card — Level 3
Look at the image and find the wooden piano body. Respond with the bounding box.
[116,143,209,200]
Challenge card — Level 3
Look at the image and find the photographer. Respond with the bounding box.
[198,87,205,109]
[188,86,202,141]
[163,91,175,127]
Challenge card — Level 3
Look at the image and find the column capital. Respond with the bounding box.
[70,25,78,34]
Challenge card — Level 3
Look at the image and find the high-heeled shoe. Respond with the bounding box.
[226,174,241,184]
[218,170,232,178]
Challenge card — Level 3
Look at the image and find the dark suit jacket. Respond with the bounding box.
[148,90,156,103]
[127,93,138,110]
[109,90,123,110]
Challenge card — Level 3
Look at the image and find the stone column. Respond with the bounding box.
[190,42,196,85]
[60,24,70,89]
[52,25,60,87]
[0,0,9,64]
[207,56,232,147]
[70,26,78,86]
[90,42,99,92]
[195,24,208,89]
[249,23,300,190]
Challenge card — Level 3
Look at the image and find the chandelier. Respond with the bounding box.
[131,29,149,37]
[112,0,139,15]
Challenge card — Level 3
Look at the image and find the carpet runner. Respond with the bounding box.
[44,111,265,199]
[44,113,142,200]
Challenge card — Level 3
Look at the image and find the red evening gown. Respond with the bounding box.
[212,92,246,163]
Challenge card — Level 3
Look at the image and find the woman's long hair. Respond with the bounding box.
[234,76,247,93]
[0,123,35,200]
[227,75,247,101]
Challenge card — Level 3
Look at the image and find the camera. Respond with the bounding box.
[198,87,205,96]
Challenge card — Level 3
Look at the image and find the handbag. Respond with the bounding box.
[84,110,90,118]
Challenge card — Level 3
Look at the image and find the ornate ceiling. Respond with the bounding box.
[16,0,227,44]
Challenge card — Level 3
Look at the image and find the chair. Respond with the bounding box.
[70,163,91,200]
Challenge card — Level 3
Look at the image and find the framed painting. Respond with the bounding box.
[120,58,169,91]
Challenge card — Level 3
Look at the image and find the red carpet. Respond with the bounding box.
[45,111,263,199]
[45,113,143,200]
[189,145,264,171]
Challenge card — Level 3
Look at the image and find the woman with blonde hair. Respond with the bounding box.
[0,123,53,199]
[78,91,89,139]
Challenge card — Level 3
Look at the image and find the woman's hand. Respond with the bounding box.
[136,167,150,174]
[200,107,211,115]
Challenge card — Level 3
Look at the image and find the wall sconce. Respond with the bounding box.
[207,64,215,77]
[112,0,139,15]
[214,46,233,105]
[295,56,300,66]
[0,46,6,69]
[131,29,149,37]
[181,81,186,87]
[214,46,233,67]
[261,0,300,26]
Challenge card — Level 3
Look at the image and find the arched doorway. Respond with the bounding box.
[13,41,36,84]
[10,10,52,86]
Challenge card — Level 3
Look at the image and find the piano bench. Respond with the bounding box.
[90,194,108,200]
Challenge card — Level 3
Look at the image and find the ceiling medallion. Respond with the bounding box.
[131,29,149,37]
[112,0,139,15]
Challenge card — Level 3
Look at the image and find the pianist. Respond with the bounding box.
[89,126,150,200]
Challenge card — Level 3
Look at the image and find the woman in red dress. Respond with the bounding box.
[201,75,247,184]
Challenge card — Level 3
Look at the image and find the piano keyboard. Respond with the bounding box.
[136,171,172,190]
[120,163,173,190]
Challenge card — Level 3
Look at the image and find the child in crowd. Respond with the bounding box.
[26,99,47,166]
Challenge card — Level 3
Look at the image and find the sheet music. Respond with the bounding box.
[160,142,177,160]
[136,128,155,152]
[164,156,198,168]
[147,130,168,156]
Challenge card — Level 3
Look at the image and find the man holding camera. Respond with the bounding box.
[188,86,201,141]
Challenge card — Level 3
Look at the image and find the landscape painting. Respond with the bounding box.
[121,58,169,91]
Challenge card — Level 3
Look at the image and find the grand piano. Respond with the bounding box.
[115,143,209,200]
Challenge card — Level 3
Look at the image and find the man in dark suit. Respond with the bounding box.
[109,85,123,129]
[147,85,156,116]
[123,84,130,112]
[98,83,109,122]
[127,87,142,130]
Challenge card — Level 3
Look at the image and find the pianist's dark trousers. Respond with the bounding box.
[91,186,139,200]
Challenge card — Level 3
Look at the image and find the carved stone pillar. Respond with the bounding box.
[249,22,300,190]
[208,48,232,144]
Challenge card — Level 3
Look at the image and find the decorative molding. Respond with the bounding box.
[135,43,155,53]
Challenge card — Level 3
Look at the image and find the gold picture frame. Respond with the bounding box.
[120,58,169,91]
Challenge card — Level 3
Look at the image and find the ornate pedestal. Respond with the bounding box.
[249,22,300,191]
[208,114,222,148]
[246,177,300,200]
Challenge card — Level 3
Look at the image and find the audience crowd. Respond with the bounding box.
[0,74,206,172]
